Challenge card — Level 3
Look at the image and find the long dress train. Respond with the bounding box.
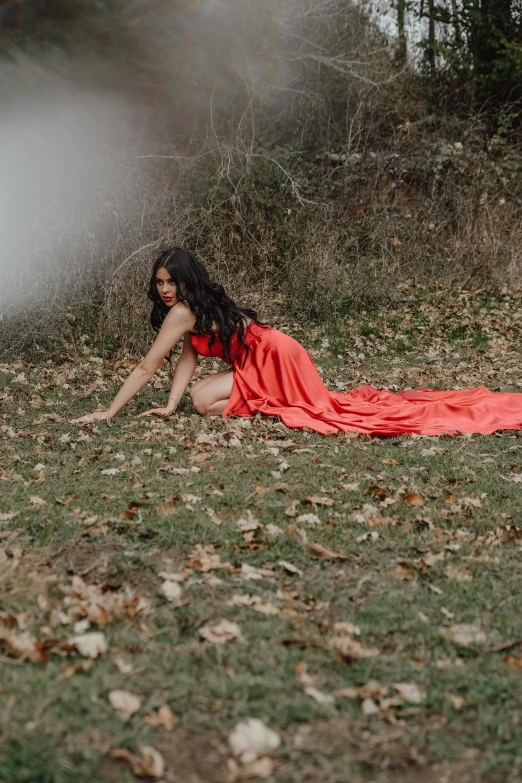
[189,324,522,436]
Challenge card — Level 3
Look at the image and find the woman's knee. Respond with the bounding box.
[191,388,208,415]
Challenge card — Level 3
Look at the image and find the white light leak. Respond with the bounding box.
[0,58,138,316]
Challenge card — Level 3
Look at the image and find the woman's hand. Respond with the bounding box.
[73,410,112,425]
[138,406,175,418]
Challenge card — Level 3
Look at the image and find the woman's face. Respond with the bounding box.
[155,267,177,307]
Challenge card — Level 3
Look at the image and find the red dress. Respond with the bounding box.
[189,323,522,436]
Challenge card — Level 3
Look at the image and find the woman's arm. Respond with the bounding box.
[140,333,198,417]
[74,304,195,424]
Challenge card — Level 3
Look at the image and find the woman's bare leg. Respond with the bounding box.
[190,370,234,415]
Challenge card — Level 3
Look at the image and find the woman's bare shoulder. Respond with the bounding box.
[164,302,196,331]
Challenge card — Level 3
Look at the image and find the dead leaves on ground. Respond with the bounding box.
[110,746,165,778]
[229,718,281,764]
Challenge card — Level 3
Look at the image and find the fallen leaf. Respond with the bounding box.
[59,660,93,679]
[422,551,445,567]
[110,746,165,778]
[142,704,179,729]
[328,622,378,660]
[392,682,427,704]
[229,718,281,764]
[278,560,303,576]
[0,627,43,661]
[161,580,183,603]
[305,541,350,560]
[285,500,300,517]
[0,512,18,522]
[71,632,107,659]
[109,690,142,721]
[239,563,274,580]
[504,655,522,671]
[404,492,423,507]
[29,496,47,507]
[185,544,231,572]
[114,655,133,674]
[392,558,414,579]
[227,756,274,779]
[227,594,279,615]
[237,511,261,534]
[198,619,243,645]
[362,696,380,715]
[304,686,335,704]
[305,496,335,507]
[296,513,322,527]
[440,623,487,647]
[445,566,473,581]
[446,693,470,709]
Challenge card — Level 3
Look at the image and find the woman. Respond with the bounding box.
[75,247,522,436]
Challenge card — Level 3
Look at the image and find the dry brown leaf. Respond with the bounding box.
[296,513,322,527]
[392,558,414,580]
[446,694,470,709]
[160,580,183,603]
[185,544,231,572]
[422,551,445,567]
[227,594,280,615]
[285,500,300,517]
[109,690,142,721]
[404,492,423,507]
[278,560,303,576]
[68,576,150,625]
[71,632,107,658]
[29,496,47,507]
[392,682,427,704]
[305,495,335,507]
[0,511,18,522]
[305,541,350,560]
[350,503,392,527]
[439,623,487,647]
[110,746,165,778]
[229,718,281,764]
[0,627,43,661]
[239,563,274,580]
[504,655,522,671]
[113,655,133,674]
[328,623,379,660]
[198,619,243,645]
[142,704,179,729]
[304,686,335,704]
[227,756,275,780]
[444,566,473,582]
[59,660,93,679]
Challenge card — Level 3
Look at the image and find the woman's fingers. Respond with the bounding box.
[138,408,173,418]
[72,411,109,424]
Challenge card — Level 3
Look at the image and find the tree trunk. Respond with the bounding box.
[427,0,436,77]
[395,0,407,66]
[450,0,462,48]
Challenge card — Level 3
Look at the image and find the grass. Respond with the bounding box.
[1,280,522,782]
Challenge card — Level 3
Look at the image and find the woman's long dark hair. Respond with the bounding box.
[148,247,265,364]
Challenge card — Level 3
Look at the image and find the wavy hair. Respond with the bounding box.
[148,247,265,364]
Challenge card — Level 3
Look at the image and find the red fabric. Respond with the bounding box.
[189,323,522,436]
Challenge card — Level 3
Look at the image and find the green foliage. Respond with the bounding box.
[414,0,522,112]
